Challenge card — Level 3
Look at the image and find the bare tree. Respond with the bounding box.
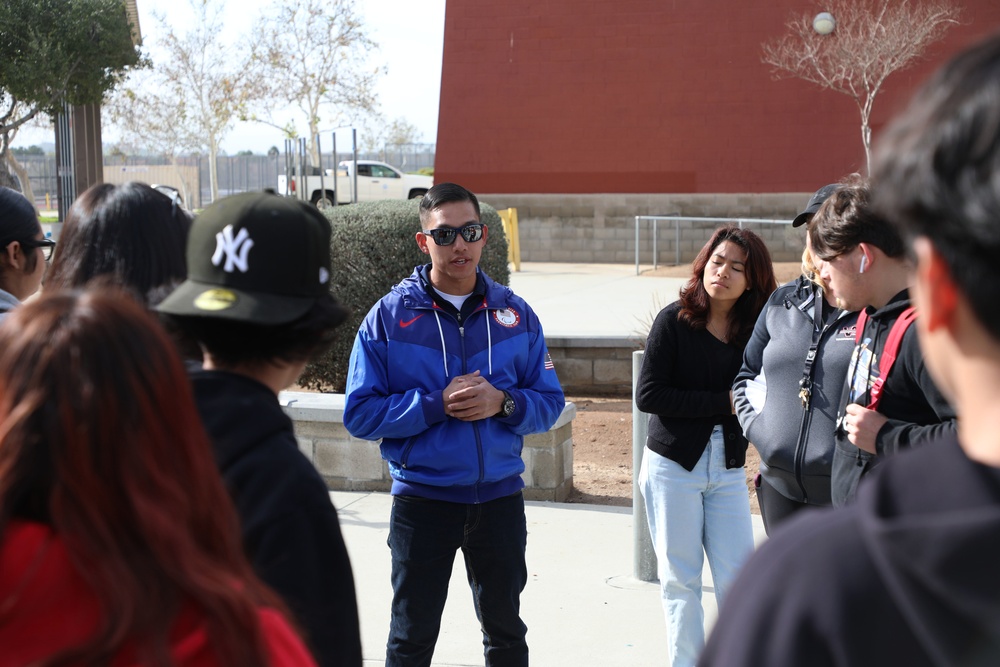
[385,118,423,148]
[105,87,199,207]
[356,114,423,162]
[0,99,35,195]
[108,0,269,204]
[0,101,46,209]
[252,0,382,167]
[762,0,961,172]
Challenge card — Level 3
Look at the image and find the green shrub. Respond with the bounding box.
[299,199,510,392]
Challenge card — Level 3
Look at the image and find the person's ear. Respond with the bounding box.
[4,241,24,270]
[482,224,488,244]
[415,230,430,254]
[913,237,957,333]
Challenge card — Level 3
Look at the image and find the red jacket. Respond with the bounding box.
[0,521,317,667]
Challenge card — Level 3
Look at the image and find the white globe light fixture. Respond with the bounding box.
[813,12,836,35]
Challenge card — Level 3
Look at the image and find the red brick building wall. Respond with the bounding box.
[435,1,1000,194]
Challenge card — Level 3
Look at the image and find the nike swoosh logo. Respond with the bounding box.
[400,315,425,328]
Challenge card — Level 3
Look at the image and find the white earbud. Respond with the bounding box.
[859,255,867,274]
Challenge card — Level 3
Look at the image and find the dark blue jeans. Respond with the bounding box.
[386,491,528,667]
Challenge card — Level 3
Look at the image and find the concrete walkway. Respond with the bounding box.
[335,262,766,666]
[337,490,766,666]
[506,262,687,338]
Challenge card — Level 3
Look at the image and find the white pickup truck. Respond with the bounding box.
[278,160,433,207]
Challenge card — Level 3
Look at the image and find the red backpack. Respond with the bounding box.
[854,306,918,410]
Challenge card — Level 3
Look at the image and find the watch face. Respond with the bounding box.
[503,396,516,416]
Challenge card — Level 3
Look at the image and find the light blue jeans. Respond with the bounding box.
[638,426,754,667]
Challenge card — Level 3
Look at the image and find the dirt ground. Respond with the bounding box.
[564,394,761,513]
[564,261,803,510]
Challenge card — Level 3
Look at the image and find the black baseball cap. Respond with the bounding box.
[0,186,40,246]
[158,192,344,325]
[791,183,839,228]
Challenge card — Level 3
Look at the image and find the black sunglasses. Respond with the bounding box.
[15,237,56,261]
[421,223,484,246]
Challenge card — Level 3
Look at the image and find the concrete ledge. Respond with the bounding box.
[546,335,643,348]
[280,392,578,502]
[546,336,641,396]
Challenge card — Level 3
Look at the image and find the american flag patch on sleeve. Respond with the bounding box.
[543,353,555,370]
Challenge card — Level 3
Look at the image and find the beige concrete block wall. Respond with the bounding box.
[546,337,642,396]
[480,193,810,264]
[281,392,578,502]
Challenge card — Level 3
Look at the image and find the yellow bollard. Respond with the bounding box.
[45,193,51,211]
[496,208,521,272]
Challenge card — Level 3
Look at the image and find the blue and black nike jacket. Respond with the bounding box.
[344,265,565,504]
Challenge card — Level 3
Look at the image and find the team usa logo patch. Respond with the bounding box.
[493,307,520,328]
[544,353,555,370]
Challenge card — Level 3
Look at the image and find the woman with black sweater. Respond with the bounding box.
[636,225,775,667]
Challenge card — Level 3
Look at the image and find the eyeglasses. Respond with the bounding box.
[15,238,56,262]
[421,223,484,246]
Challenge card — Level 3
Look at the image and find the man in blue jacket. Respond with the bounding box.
[344,182,565,667]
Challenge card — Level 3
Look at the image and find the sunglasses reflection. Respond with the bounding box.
[422,223,484,246]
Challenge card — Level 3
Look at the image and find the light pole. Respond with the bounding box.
[813,12,836,35]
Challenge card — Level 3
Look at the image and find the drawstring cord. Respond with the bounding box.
[432,304,495,378]
[486,311,493,375]
[433,311,448,377]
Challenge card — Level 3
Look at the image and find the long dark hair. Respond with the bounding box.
[45,182,191,307]
[0,289,288,667]
[679,225,776,347]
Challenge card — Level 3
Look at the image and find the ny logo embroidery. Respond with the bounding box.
[212,225,254,273]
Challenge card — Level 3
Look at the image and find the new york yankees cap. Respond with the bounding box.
[158,191,344,325]
[792,183,839,228]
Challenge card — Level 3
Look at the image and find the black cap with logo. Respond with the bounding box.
[158,192,345,325]
[791,183,839,228]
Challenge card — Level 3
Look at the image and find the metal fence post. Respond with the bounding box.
[632,350,657,582]
[634,216,640,275]
[675,219,681,266]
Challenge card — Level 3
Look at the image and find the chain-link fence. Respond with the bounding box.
[13,145,436,212]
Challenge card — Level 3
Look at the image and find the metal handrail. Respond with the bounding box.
[634,215,794,275]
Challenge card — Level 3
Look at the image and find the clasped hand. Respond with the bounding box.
[842,403,887,454]
[443,371,504,421]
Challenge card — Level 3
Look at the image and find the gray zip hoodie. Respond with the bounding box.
[733,276,858,505]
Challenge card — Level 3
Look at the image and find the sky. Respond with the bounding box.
[13,0,446,154]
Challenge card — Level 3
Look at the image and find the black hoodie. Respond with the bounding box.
[831,289,956,506]
[701,436,1000,667]
[192,369,362,667]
